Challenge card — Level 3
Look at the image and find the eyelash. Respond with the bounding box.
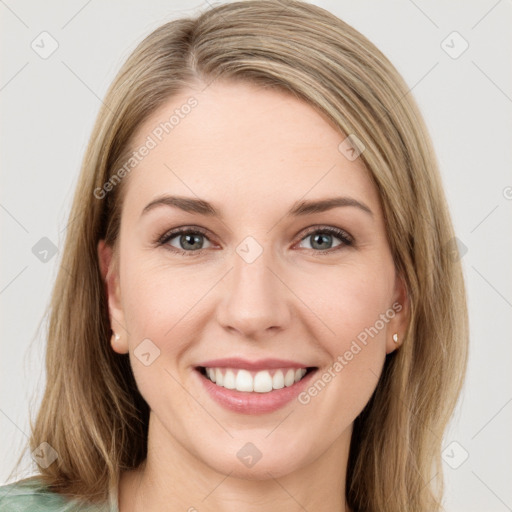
[154,225,354,257]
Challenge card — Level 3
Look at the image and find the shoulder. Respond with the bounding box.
[0,477,112,512]
[0,477,67,511]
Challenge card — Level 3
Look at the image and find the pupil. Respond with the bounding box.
[312,233,331,250]
[179,233,334,251]
[182,233,202,250]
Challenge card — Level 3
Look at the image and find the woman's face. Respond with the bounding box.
[98,80,408,479]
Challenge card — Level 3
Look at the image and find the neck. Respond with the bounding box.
[119,414,353,512]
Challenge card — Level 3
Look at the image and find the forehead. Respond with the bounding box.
[121,80,380,218]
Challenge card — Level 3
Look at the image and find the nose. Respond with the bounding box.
[215,243,292,340]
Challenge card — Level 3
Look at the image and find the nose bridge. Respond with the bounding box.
[233,236,274,295]
[216,234,290,336]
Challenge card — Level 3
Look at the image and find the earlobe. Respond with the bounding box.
[385,272,410,354]
[110,331,128,355]
[97,239,129,354]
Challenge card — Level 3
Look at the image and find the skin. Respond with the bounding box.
[97,80,409,512]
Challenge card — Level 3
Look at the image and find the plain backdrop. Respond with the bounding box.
[1,1,511,511]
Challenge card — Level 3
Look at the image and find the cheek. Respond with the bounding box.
[121,252,203,334]
[294,265,392,414]
[119,254,211,400]
[300,261,393,346]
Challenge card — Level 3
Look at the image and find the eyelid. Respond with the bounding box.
[155,225,216,256]
[297,225,354,247]
[156,224,354,255]
[156,225,211,245]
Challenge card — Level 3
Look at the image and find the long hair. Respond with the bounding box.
[10,1,469,510]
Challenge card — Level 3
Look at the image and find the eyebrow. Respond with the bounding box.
[141,194,373,219]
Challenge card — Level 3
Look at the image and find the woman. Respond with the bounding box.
[0,1,468,511]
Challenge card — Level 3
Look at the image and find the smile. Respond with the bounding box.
[194,362,319,414]
[198,366,313,393]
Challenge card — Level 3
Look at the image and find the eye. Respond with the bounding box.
[296,226,353,253]
[155,225,354,257]
[157,227,213,256]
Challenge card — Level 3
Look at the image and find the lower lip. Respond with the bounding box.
[195,368,318,414]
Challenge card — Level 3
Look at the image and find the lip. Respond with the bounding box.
[194,364,318,415]
[194,357,310,371]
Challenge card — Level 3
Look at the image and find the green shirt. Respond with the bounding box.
[0,478,119,512]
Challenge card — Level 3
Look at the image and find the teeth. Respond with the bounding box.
[284,369,295,387]
[272,370,284,390]
[203,367,308,393]
[223,369,236,389]
[236,369,254,392]
[254,370,273,392]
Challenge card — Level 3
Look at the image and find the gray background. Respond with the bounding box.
[1,1,511,511]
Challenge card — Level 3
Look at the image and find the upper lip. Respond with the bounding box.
[195,357,316,371]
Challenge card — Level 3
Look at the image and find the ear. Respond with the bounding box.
[385,271,410,355]
[97,239,129,354]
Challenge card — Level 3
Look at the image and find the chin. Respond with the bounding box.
[196,440,309,481]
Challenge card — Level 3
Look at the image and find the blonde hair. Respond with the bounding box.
[11,1,469,510]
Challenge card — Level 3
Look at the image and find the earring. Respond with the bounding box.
[112,331,120,343]
[392,333,398,343]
